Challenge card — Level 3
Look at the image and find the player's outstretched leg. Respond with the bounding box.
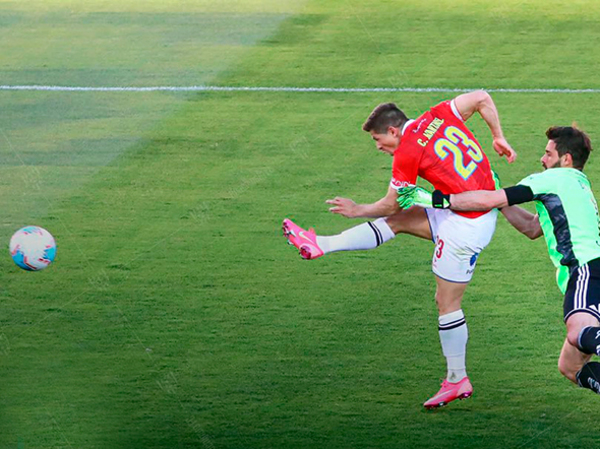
[282,218,395,260]
[282,207,431,260]
[282,219,324,260]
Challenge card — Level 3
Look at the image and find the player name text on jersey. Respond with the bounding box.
[418,118,445,147]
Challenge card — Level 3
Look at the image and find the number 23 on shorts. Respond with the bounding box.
[435,237,445,259]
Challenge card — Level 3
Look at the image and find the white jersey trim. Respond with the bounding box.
[401,119,415,135]
[389,177,415,192]
[450,100,465,121]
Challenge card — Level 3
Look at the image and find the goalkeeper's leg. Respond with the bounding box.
[559,312,600,394]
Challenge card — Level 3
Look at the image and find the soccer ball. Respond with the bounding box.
[9,226,57,271]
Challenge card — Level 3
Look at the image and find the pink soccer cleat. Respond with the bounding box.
[423,377,473,409]
[282,218,324,260]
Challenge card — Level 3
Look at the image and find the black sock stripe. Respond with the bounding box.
[439,317,465,327]
[371,222,383,245]
[374,223,383,243]
[439,319,466,331]
[367,222,382,246]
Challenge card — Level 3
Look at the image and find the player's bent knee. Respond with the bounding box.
[557,358,578,383]
[384,207,429,238]
[566,329,583,349]
[384,215,401,234]
[385,210,412,234]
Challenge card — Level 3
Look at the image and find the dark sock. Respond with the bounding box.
[577,326,600,355]
[576,362,600,394]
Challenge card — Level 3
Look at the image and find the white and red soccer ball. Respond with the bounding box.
[9,226,56,271]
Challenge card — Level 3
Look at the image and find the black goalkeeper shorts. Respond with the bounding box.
[564,258,600,322]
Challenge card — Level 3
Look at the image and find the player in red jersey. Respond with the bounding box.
[388,99,497,216]
[283,90,516,408]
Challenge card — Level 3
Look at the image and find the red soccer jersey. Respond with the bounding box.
[390,100,496,218]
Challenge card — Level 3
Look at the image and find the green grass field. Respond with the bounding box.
[2,0,600,447]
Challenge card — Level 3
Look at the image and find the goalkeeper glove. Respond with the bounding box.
[396,186,433,209]
[397,187,452,209]
[492,170,502,190]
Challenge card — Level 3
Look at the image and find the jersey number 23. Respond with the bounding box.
[433,126,483,181]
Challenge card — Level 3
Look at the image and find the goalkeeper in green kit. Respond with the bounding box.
[398,126,600,395]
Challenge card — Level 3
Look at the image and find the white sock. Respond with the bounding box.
[316,218,395,254]
[438,309,468,383]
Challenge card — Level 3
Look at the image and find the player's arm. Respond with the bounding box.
[446,185,532,210]
[326,185,400,218]
[445,189,508,210]
[453,90,516,163]
[446,185,542,239]
[398,184,543,239]
[500,206,543,240]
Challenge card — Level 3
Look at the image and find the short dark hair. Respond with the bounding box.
[362,103,408,134]
[546,126,592,170]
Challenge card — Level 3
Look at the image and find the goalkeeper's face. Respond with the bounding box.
[369,127,400,155]
[541,140,571,170]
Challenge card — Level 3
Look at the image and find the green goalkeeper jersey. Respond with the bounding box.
[518,168,600,293]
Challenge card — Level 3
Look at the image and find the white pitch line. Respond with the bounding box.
[0,85,600,94]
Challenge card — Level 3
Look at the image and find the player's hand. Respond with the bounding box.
[493,137,517,163]
[396,186,433,209]
[326,197,359,218]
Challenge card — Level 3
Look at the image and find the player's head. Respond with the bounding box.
[541,126,592,170]
[362,103,408,155]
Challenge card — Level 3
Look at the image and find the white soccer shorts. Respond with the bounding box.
[425,208,498,283]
